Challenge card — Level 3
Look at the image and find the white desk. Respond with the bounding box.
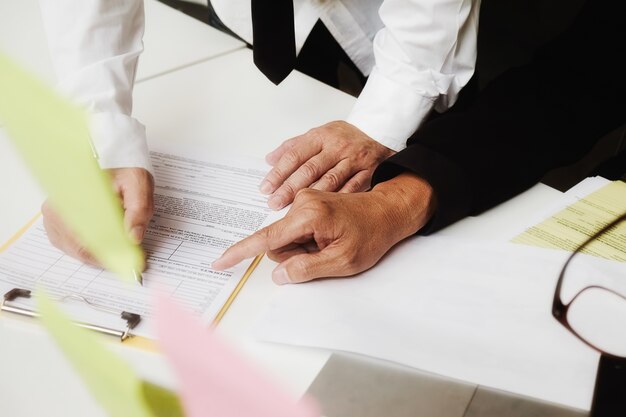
[0,0,244,84]
[133,49,358,157]
[0,43,568,416]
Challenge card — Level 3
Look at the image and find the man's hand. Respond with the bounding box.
[42,167,155,266]
[213,173,435,284]
[259,121,396,210]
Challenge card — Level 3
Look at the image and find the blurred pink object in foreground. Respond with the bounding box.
[155,296,321,417]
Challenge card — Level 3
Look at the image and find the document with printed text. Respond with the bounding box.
[512,180,626,261]
[0,150,277,338]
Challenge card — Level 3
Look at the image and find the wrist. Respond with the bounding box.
[371,172,436,241]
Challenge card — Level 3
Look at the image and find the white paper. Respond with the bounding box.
[0,151,276,338]
[564,176,610,199]
[254,236,626,410]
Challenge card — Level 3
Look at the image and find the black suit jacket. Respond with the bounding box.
[372,0,626,234]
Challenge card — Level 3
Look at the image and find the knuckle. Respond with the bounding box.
[279,182,297,199]
[283,137,297,147]
[344,178,363,193]
[75,246,93,262]
[294,188,316,202]
[283,150,301,166]
[354,148,372,163]
[257,226,273,241]
[138,199,155,215]
[302,198,332,220]
[299,161,320,180]
[265,167,284,184]
[260,223,284,245]
[266,250,281,262]
[306,128,324,144]
[289,257,309,278]
[320,171,341,190]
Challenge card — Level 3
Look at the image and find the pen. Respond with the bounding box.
[133,269,143,287]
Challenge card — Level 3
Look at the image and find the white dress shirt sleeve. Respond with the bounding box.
[38,0,152,173]
[346,0,481,152]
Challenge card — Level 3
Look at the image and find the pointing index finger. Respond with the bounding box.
[212,216,309,271]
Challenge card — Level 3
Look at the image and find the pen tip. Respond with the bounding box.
[133,269,143,287]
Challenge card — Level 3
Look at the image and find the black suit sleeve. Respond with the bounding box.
[372,0,626,234]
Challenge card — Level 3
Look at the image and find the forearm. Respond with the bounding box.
[38,0,151,172]
[370,172,437,242]
[346,0,480,151]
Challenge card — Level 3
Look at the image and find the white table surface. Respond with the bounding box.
[0,47,565,416]
[0,0,244,84]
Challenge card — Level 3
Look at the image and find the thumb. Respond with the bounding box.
[119,175,154,244]
[272,245,350,284]
[124,195,154,244]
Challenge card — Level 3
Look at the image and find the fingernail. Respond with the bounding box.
[273,266,291,285]
[268,195,284,210]
[260,180,273,194]
[130,226,145,243]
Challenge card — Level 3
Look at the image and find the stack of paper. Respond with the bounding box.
[253,236,626,410]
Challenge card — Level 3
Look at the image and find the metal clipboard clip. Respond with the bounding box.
[1,288,141,341]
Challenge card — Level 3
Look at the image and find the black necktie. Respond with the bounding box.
[251,0,297,85]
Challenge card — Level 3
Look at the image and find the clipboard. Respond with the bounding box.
[0,213,264,349]
[1,288,141,341]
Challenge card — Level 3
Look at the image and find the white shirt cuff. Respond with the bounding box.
[89,112,153,176]
[346,67,436,152]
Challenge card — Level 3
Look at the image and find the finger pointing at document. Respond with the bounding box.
[213,173,436,284]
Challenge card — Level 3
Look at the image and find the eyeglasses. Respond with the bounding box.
[552,211,626,358]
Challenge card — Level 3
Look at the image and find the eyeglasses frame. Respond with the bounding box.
[552,211,626,359]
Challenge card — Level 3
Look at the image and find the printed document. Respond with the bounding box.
[512,180,626,261]
[0,151,276,337]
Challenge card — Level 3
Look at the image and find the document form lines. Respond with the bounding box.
[155,181,262,202]
[147,254,213,269]
[35,253,66,283]
[151,151,266,175]
[166,240,184,261]
[3,250,60,268]
[155,179,261,198]
[153,215,206,229]
[152,157,264,177]
[142,238,219,266]
[155,194,270,211]
[154,167,261,190]
[0,260,43,277]
[169,253,212,266]
[0,151,277,338]
[21,239,62,256]
[176,243,222,257]
[11,241,62,259]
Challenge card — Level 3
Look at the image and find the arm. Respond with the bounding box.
[38,0,151,172]
[214,0,626,283]
[38,0,154,265]
[373,0,626,234]
[259,0,480,209]
[348,0,481,151]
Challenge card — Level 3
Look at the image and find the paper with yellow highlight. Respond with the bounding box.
[512,181,626,261]
[36,291,183,417]
[0,52,142,281]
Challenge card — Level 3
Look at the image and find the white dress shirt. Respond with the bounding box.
[39,0,480,173]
